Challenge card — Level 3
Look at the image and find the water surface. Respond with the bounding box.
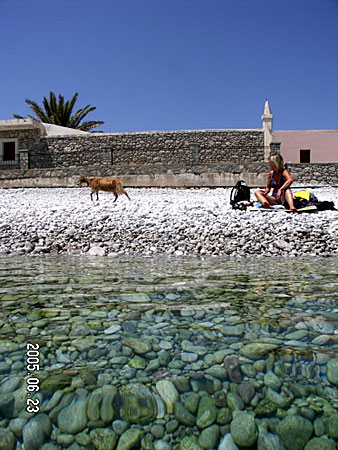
[0,256,337,448]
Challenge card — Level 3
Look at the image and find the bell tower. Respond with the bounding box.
[262,99,273,161]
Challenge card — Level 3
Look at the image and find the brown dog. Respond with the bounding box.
[78,176,131,202]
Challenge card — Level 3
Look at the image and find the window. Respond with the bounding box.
[300,149,310,163]
[3,142,16,161]
[0,139,18,165]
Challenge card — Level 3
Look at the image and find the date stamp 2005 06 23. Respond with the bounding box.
[26,343,40,413]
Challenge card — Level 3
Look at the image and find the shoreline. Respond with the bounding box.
[0,187,337,258]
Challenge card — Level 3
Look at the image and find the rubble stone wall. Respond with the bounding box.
[1,128,338,186]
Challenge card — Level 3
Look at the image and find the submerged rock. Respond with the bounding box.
[326,413,338,440]
[58,396,88,434]
[120,383,157,425]
[90,428,118,449]
[304,437,336,450]
[257,430,285,450]
[0,428,16,450]
[174,401,196,426]
[223,355,242,383]
[116,428,143,450]
[198,424,220,449]
[327,357,338,386]
[22,419,45,450]
[179,435,203,449]
[9,417,27,438]
[87,388,103,421]
[101,385,118,422]
[230,412,258,447]
[181,391,200,414]
[237,381,255,404]
[240,343,278,360]
[31,414,52,439]
[196,395,217,429]
[40,374,72,396]
[255,397,277,417]
[276,415,313,450]
[218,433,239,450]
[264,371,282,391]
[156,380,179,414]
[122,337,152,354]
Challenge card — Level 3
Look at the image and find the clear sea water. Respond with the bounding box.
[0,255,337,447]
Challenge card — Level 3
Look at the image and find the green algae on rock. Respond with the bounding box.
[120,383,157,425]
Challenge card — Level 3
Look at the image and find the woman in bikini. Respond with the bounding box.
[255,154,297,210]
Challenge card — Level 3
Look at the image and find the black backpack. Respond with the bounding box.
[230,180,251,208]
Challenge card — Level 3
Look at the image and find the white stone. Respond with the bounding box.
[104,324,122,335]
[159,340,173,350]
[0,187,337,258]
[155,380,179,414]
[88,246,105,256]
[218,433,239,449]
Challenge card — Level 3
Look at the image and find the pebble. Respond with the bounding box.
[196,395,218,429]
[104,324,122,334]
[22,419,45,450]
[112,420,129,435]
[198,424,220,449]
[150,424,165,439]
[230,412,258,447]
[218,433,239,450]
[116,428,143,450]
[174,401,196,426]
[154,441,171,450]
[57,396,88,434]
[257,429,284,450]
[9,418,27,439]
[327,358,338,386]
[237,382,255,404]
[90,428,118,449]
[156,380,179,414]
[264,371,282,391]
[240,343,279,359]
[277,415,313,450]
[0,376,21,394]
[0,187,337,257]
[0,428,16,450]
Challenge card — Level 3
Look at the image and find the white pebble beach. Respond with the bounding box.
[0,186,337,257]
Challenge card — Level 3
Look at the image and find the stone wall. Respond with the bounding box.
[30,129,264,172]
[287,163,338,186]
[1,127,338,187]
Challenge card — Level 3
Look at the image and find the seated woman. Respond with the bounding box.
[255,154,297,210]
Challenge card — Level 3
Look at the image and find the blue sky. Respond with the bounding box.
[0,0,337,132]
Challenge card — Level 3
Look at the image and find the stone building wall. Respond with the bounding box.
[31,129,264,171]
[0,127,41,168]
[0,127,41,152]
[1,125,338,187]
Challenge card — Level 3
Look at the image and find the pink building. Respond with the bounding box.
[261,100,338,163]
[273,130,338,163]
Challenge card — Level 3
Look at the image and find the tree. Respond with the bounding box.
[13,92,104,132]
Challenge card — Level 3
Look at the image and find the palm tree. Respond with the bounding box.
[13,92,104,132]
